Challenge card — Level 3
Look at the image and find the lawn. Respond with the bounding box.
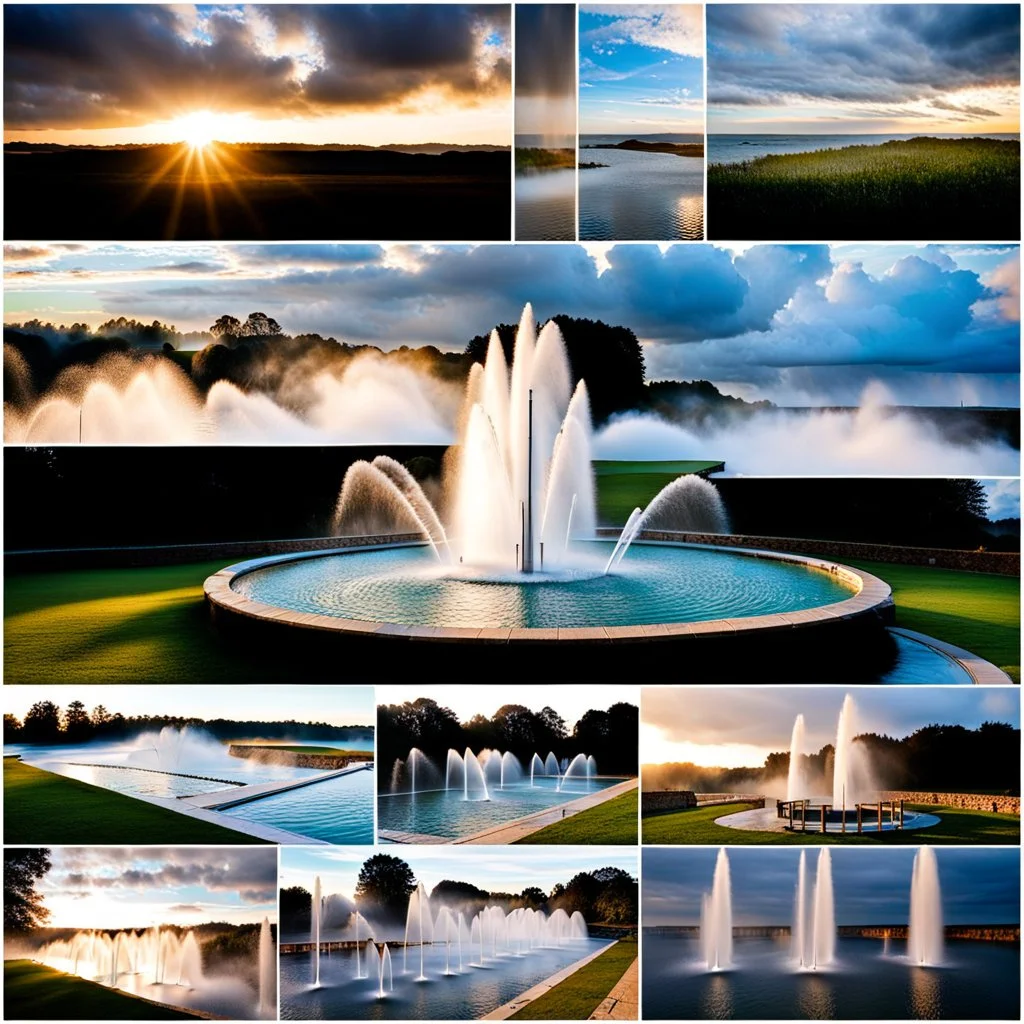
[4,960,199,1019]
[708,137,1019,239]
[509,938,637,1020]
[642,802,1021,846]
[594,461,723,527]
[4,561,298,684]
[846,560,1020,681]
[4,759,268,845]
[515,789,638,845]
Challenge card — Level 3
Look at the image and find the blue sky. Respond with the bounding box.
[3,684,374,726]
[281,847,638,903]
[641,686,1020,768]
[4,242,1019,408]
[643,848,1021,927]
[579,6,703,135]
[37,847,278,929]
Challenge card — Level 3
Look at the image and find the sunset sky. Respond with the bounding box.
[579,5,704,136]
[5,242,1019,408]
[4,4,511,146]
[708,4,1020,135]
[33,847,278,930]
[640,686,1020,769]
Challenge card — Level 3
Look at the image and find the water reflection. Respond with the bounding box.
[798,973,837,1019]
[700,972,734,1019]
[908,966,942,1019]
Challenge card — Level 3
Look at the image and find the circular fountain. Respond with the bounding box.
[205,305,898,677]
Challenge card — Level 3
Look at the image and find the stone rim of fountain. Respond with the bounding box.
[204,535,895,643]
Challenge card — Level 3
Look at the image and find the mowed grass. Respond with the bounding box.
[515,789,638,845]
[4,561,291,684]
[847,560,1020,681]
[594,461,724,527]
[4,960,199,1019]
[508,938,637,1020]
[4,759,268,845]
[642,802,1021,846]
[708,137,1019,238]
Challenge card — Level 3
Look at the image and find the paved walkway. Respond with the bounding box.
[479,942,617,1020]
[589,957,638,1020]
[179,762,372,809]
[456,778,638,845]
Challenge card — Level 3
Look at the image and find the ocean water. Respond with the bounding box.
[709,133,1020,165]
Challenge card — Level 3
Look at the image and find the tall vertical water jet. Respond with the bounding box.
[832,695,858,810]
[701,849,733,971]
[403,882,433,981]
[377,943,393,998]
[908,848,944,967]
[811,849,835,969]
[530,753,544,785]
[793,850,808,968]
[312,876,322,987]
[787,715,807,802]
[258,917,275,1017]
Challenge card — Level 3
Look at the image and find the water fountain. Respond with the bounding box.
[376,943,393,998]
[259,917,275,1017]
[908,848,944,967]
[700,849,733,971]
[810,849,836,969]
[786,715,807,803]
[312,876,322,987]
[403,882,434,981]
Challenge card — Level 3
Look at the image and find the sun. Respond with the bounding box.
[172,110,222,150]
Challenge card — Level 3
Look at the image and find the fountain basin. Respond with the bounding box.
[207,538,892,646]
[714,803,941,835]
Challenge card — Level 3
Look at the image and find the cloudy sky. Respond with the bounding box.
[377,684,635,726]
[579,5,703,136]
[515,4,576,143]
[34,847,278,929]
[4,4,511,146]
[641,686,1020,769]
[644,847,1020,927]
[708,4,1020,134]
[3,684,374,726]
[5,242,1019,408]
[281,847,637,903]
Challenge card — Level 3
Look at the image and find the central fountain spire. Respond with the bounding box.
[523,388,534,573]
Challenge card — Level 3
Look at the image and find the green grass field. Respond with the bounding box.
[4,759,267,845]
[642,801,1021,846]
[508,939,637,1020]
[4,561,291,684]
[593,460,723,526]
[847,560,1020,681]
[515,789,638,845]
[4,960,198,1019]
[708,137,1019,239]
[515,147,575,172]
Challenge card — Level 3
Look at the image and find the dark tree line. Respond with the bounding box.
[645,721,1020,795]
[4,701,371,747]
[4,849,51,933]
[377,697,638,790]
[280,855,637,933]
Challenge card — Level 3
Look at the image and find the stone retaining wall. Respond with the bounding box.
[880,791,1020,814]
[6,533,424,572]
[642,791,765,813]
[596,530,1019,577]
[228,744,371,770]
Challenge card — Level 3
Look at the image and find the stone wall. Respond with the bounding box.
[596,530,1019,577]
[880,791,1020,815]
[641,791,765,813]
[6,533,424,573]
[228,744,372,770]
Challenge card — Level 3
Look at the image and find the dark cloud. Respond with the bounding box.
[4,4,510,129]
[516,5,577,97]
[643,848,1021,926]
[708,4,1019,109]
[51,848,277,905]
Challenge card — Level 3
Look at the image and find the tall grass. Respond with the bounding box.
[708,137,1019,239]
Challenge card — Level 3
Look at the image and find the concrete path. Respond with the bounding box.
[589,957,638,1020]
[179,761,372,809]
[479,942,618,1020]
[456,778,638,845]
[377,829,451,844]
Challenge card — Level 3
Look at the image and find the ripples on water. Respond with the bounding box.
[515,168,575,240]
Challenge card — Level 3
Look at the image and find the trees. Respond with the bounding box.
[210,315,242,338]
[22,701,61,744]
[354,854,416,917]
[4,848,51,933]
[280,885,311,932]
[63,701,91,742]
[240,312,283,337]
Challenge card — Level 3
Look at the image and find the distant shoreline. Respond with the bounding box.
[585,138,704,159]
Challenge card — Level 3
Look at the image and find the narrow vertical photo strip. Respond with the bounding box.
[515,3,578,240]
[3,845,279,1020]
[377,684,638,845]
[279,846,639,1019]
[3,685,375,846]
[578,5,705,240]
[641,846,1021,1019]
[3,4,513,241]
